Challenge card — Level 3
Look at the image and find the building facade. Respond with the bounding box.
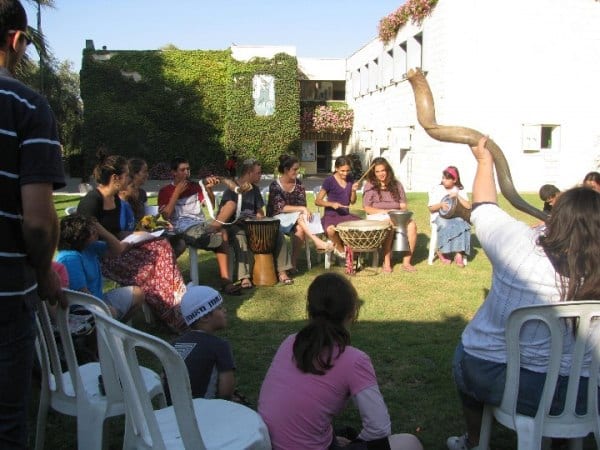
[346,0,600,191]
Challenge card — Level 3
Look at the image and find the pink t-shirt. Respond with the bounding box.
[258,334,377,450]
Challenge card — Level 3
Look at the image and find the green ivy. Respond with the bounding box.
[80,48,300,176]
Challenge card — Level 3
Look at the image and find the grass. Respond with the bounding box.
[35,192,598,449]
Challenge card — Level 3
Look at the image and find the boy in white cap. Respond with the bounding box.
[170,285,236,400]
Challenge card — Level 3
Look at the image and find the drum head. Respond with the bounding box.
[439,195,457,218]
[336,219,390,232]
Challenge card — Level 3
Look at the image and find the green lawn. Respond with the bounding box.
[36,192,598,449]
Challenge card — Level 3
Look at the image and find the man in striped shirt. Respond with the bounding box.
[1,1,65,447]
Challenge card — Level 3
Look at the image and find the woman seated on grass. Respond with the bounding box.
[258,272,423,450]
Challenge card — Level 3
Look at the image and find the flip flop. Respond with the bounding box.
[221,282,242,295]
[401,264,417,273]
[240,278,254,289]
[278,273,294,285]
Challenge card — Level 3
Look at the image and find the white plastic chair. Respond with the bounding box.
[477,301,600,450]
[65,206,77,216]
[92,311,272,450]
[34,289,166,450]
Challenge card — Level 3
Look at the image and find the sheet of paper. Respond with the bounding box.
[307,213,324,235]
[121,229,164,245]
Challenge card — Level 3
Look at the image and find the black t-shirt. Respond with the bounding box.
[219,184,265,222]
[77,189,122,236]
[170,330,235,399]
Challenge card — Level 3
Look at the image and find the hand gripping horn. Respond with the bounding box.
[406,68,548,221]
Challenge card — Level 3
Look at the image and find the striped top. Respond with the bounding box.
[0,68,65,298]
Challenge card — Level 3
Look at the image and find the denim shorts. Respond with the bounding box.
[452,341,593,416]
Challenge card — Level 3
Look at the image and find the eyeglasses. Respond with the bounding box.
[9,29,32,46]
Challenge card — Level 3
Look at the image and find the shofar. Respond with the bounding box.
[406,68,547,221]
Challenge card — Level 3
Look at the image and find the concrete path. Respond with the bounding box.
[55,175,329,196]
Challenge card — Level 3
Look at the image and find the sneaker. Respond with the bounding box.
[446,434,471,450]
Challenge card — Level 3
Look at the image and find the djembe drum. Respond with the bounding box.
[244,218,280,286]
[336,220,391,274]
[439,195,471,223]
[387,210,413,252]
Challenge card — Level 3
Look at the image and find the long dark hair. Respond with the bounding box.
[538,187,600,300]
[277,154,299,174]
[442,166,464,190]
[293,273,359,375]
[366,157,401,202]
[92,147,127,186]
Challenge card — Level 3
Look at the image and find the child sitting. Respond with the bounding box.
[56,215,144,322]
[168,285,237,401]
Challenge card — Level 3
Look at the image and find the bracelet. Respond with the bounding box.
[234,186,240,194]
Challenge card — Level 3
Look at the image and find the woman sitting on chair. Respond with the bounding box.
[77,150,187,332]
[315,156,361,258]
[427,166,471,268]
[362,157,417,273]
[267,154,333,272]
[446,137,600,450]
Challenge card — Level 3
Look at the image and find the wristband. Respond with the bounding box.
[234,186,241,194]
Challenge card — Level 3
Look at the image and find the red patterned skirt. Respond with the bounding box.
[102,239,187,332]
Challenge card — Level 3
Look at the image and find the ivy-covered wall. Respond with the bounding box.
[80,48,300,176]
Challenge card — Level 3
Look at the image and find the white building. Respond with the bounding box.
[345,0,600,192]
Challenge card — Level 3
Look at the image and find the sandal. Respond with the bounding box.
[381,266,393,274]
[401,264,417,273]
[221,282,242,295]
[240,278,254,289]
[454,253,465,268]
[437,251,451,264]
[278,272,294,285]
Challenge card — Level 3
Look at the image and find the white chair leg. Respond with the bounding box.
[305,241,312,270]
[428,223,438,265]
[77,407,107,450]
[324,251,331,269]
[476,404,494,450]
[188,246,199,285]
[34,386,49,450]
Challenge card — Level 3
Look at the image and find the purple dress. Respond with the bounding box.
[321,175,361,230]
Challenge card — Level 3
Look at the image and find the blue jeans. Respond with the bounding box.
[452,342,593,417]
[0,293,37,449]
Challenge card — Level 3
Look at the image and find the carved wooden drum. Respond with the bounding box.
[244,218,280,286]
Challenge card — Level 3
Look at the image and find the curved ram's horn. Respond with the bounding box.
[406,68,547,221]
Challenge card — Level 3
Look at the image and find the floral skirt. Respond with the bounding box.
[102,238,187,331]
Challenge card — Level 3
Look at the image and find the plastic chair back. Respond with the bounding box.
[34,290,114,450]
[35,289,165,450]
[479,301,600,449]
[93,313,271,450]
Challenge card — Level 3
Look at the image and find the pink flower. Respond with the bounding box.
[378,0,438,43]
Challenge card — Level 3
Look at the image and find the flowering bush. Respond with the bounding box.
[378,0,438,43]
[301,105,354,135]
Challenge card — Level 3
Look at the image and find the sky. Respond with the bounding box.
[22,0,406,72]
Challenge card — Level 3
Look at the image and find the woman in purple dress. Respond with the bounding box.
[315,156,361,257]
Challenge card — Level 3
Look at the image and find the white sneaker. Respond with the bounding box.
[446,434,471,450]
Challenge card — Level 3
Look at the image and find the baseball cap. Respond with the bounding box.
[180,285,223,326]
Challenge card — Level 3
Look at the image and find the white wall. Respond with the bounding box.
[346,0,600,192]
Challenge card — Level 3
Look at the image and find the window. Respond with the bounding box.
[300,80,346,101]
[360,65,369,96]
[396,42,407,80]
[369,58,379,92]
[522,124,561,152]
[382,49,394,86]
[414,32,423,69]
